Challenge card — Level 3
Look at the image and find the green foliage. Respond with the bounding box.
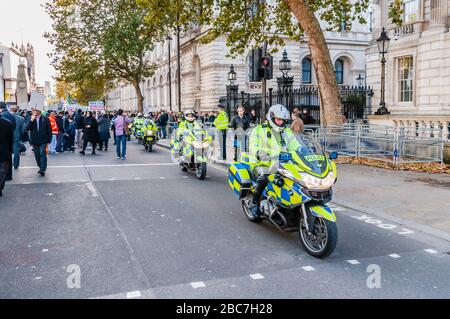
[45,0,162,98]
[388,0,404,26]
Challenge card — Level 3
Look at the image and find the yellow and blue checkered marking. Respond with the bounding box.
[309,205,336,222]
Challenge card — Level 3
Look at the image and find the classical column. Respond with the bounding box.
[430,0,448,27]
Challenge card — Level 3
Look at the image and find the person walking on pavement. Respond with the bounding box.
[230,105,250,161]
[159,110,169,139]
[80,111,98,155]
[48,111,58,155]
[213,103,229,161]
[112,109,131,160]
[97,112,111,151]
[0,113,14,197]
[290,109,304,136]
[9,107,25,170]
[0,103,16,181]
[0,114,13,196]
[56,111,65,152]
[74,109,85,149]
[27,108,52,177]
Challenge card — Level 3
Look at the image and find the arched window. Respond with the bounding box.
[335,59,344,84]
[302,58,312,84]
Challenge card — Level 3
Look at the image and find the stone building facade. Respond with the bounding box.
[0,42,36,106]
[367,0,450,138]
[107,20,371,114]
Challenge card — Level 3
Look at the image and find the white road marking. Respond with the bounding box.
[134,178,141,180]
[347,260,360,265]
[126,291,141,299]
[35,277,42,280]
[42,249,48,252]
[191,281,206,289]
[425,249,438,254]
[302,266,315,272]
[21,163,178,169]
[249,273,264,280]
[85,182,99,197]
[159,177,166,179]
[46,193,53,197]
[389,254,401,259]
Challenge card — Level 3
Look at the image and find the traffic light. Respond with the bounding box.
[259,55,273,80]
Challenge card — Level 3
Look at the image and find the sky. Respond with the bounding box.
[0,0,55,86]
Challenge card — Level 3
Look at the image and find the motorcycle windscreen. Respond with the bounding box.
[294,137,329,175]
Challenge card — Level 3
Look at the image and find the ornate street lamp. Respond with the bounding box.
[279,49,291,76]
[356,73,364,88]
[375,27,390,115]
[226,64,239,115]
[277,49,294,109]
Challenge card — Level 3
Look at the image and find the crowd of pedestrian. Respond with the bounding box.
[0,101,320,197]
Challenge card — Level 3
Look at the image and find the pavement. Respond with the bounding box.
[0,138,449,298]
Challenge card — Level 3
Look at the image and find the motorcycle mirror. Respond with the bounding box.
[329,152,338,160]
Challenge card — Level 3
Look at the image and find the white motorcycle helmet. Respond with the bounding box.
[144,113,150,118]
[267,104,290,132]
[184,110,196,122]
[138,112,143,117]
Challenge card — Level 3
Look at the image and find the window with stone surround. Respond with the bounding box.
[302,58,312,84]
[403,0,419,24]
[398,56,414,102]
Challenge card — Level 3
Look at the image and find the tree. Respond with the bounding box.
[138,0,401,125]
[45,0,163,113]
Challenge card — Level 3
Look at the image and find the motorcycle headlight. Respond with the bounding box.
[146,130,154,136]
[299,171,335,190]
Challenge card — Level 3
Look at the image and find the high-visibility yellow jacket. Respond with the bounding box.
[213,111,229,130]
[249,123,301,166]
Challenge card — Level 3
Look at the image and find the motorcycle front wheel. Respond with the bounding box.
[196,162,207,180]
[299,217,337,258]
[148,142,153,152]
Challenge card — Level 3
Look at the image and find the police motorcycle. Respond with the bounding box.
[170,111,213,180]
[228,115,339,258]
[141,115,158,152]
[133,113,145,144]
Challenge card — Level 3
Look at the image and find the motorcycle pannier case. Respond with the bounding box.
[228,163,252,198]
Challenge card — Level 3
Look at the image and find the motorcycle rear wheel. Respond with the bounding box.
[299,217,337,258]
[241,199,262,223]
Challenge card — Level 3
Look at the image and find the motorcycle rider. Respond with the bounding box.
[248,104,301,218]
[140,113,158,139]
[133,113,144,137]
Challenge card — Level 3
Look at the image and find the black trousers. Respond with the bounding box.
[0,161,9,191]
[83,140,96,153]
[99,139,109,150]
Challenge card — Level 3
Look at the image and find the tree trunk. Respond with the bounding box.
[284,0,344,126]
[132,80,144,114]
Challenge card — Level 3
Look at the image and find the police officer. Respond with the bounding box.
[213,103,229,160]
[248,104,301,217]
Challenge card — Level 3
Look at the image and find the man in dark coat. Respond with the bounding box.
[0,103,16,181]
[56,111,65,152]
[97,112,111,151]
[0,114,13,196]
[10,106,25,170]
[27,109,52,176]
[159,111,169,139]
[231,106,250,161]
[74,109,85,149]
[80,111,98,155]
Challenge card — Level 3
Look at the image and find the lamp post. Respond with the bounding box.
[277,49,294,109]
[356,73,364,88]
[375,27,390,115]
[226,64,239,116]
[166,35,173,111]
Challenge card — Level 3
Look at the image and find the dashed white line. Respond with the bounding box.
[249,273,264,280]
[425,249,438,254]
[302,266,315,272]
[346,260,360,265]
[42,249,48,252]
[126,291,142,299]
[35,277,42,280]
[389,254,401,259]
[191,281,206,289]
